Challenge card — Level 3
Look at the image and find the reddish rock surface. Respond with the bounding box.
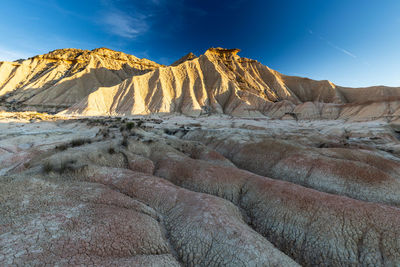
[1,115,400,266]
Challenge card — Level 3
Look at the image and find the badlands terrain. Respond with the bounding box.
[1,48,400,266]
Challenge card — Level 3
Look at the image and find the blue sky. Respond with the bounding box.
[0,0,399,87]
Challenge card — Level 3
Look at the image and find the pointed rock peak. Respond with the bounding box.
[171,52,197,66]
[91,47,116,53]
[204,47,241,61]
[206,47,241,54]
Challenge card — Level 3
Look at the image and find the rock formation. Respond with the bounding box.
[60,47,400,120]
[0,48,162,112]
[2,47,400,120]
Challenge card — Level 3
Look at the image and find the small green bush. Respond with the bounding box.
[126,122,135,130]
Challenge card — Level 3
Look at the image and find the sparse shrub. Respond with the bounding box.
[131,132,143,138]
[59,162,68,173]
[137,120,144,127]
[121,137,129,147]
[59,159,76,174]
[56,143,69,151]
[96,128,110,139]
[126,122,135,130]
[43,162,54,173]
[108,147,115,154]
[88,119,102,126]
[70,138,91,147]
[23,162,31,169]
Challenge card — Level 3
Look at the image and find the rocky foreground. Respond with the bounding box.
[1,112,400,266]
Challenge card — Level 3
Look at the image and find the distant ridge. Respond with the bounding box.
[1,47,400,120]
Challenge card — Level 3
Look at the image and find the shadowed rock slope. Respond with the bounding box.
[0,48,162,112]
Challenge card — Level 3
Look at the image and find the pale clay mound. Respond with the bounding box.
[0,48,162,112]
[1,47,400,120]
[61,47,400,120]
[1,114,400,266]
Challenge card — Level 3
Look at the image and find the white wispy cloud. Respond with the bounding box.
[103,10,149,39]
[308,29,357,58]
[321,37,357,58]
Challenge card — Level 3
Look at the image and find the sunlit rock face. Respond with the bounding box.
[1,47,400,120]
[1,47,400,266]
[59,47,400,119]
[0,48,162,112]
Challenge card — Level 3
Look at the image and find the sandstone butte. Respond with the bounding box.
[0,47,400,266]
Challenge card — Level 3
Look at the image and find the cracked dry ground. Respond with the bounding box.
[1,117,400,266]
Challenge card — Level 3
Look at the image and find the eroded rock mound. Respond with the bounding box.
[0,48,162,112]
[2,46,400,120]
[60,47,400,119]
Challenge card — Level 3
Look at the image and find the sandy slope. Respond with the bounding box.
[0,48,162,112]
[1,46,400,119]
[61,48,400,119]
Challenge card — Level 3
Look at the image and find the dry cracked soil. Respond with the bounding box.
[1,112,400,266]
